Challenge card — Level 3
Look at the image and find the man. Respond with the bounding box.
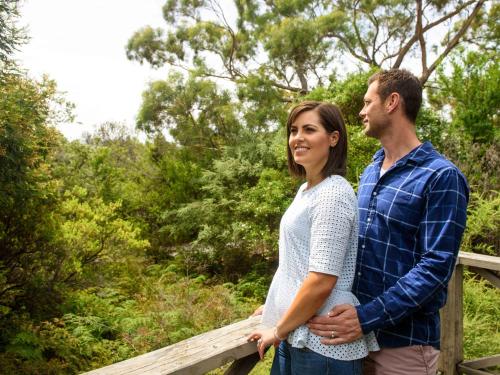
[308,69,469,374]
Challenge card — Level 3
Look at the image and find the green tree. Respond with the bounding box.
[0,73,63,316]
[137,72,243,163]
[429,49,499,143]
[127,0,487,95]
[0,0,26,67]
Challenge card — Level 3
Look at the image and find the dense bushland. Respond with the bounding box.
[1,0,499,373]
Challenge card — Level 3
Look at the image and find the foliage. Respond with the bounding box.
[137,73,243,164]
[463,273,500,360]
[1,0,498,373]
[164,130,295,280]
[55,187,150,283]
[439,135,499,193]
[0,0,26,67]
[461,191,500,256]
[0,268,257,374]
[127,0,487,90]
[429,49,500,143]
[0,73,63,317]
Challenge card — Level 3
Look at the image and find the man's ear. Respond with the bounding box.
[386,92,400,114]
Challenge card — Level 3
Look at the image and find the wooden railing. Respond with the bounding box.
[84,252,500,375]
[439,252,500,375]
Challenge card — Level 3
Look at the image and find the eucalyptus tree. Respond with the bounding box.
[127,0,489,97]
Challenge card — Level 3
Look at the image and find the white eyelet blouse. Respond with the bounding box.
[261,175,379,359]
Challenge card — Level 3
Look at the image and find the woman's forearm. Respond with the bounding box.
[276,271,337,338]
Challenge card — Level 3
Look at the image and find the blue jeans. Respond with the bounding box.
[270,341,363,375]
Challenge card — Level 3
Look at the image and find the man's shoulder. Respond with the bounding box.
[418,146,466,181]
[420,145,453,167]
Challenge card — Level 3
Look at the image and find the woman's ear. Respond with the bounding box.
[330,131,339,147]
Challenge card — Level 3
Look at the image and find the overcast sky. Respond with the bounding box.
[15,0,170,140]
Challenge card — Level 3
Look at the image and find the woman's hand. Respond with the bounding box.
[247,328,279,359]
[250,304,264,317]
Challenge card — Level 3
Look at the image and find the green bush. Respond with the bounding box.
[461,191,499,256]
[463,273,500,360]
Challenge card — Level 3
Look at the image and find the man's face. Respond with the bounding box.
[359,80,389,139]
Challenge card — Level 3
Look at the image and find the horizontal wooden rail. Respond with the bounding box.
[458,251,500,271]
[83,251,499,375]
[83,316,263,375]
[458,354,500,375]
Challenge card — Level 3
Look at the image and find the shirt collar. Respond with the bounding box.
[372,141,433,166]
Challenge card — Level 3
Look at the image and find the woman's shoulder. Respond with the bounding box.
[309,175,357,212]
[317,175,355,197]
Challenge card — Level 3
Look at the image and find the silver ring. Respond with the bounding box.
[330,331,336,338]
[257,339,262,346]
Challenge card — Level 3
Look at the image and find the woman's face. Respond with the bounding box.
[288,110,338,174]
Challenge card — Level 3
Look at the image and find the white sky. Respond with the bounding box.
[15,0,170,140]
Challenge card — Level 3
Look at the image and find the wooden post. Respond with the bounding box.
[439,264,464,375]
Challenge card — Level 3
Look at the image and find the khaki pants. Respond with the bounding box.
[364,346,440,375]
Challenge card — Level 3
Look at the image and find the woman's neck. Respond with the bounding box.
[305,172,325,190]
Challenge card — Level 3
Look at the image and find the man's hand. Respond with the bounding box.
[307,304,363,345]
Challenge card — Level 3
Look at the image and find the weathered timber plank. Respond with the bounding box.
[469,267,500,289]
[459,354,500,370]
[439,264,463,375]
[457,365,493,375]
[82,316,264,375]
[458,252,500,271]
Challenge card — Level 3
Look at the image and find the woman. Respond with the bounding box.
[248,101,378,374]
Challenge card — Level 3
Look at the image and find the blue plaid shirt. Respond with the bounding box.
[353,142,469,349]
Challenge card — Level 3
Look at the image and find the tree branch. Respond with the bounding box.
[325,33,373,64]
[416,0,428,76]
[352,1,371,63]
[393,0,479,68]
[420,0,485,84]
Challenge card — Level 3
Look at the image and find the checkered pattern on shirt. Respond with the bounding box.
[353,142,469,349]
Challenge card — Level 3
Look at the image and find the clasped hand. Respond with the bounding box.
[307,304,363,344]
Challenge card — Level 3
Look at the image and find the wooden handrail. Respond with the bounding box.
[83,251,500,375]
[458,251,500,271]
[439,252,500,375]
[83,316,263,375]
